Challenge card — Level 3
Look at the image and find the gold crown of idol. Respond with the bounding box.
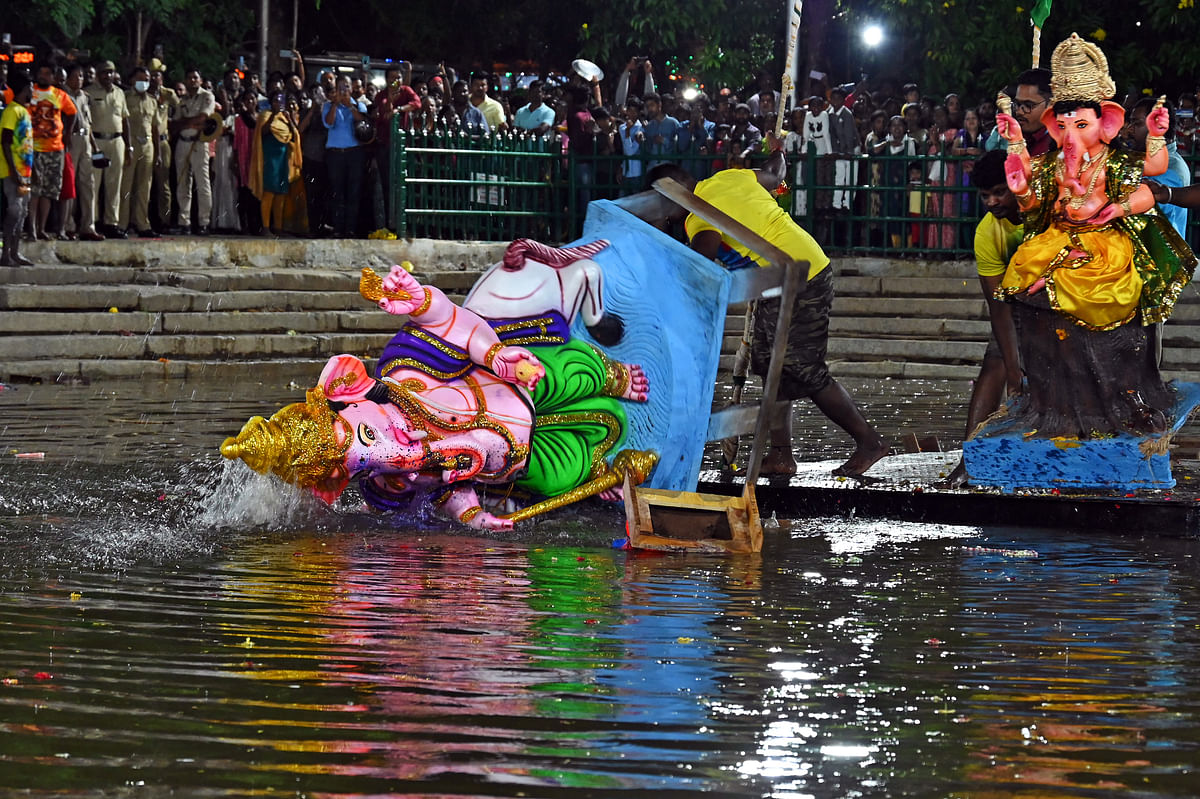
[220,386,350,488]
[1050,33,1117,104]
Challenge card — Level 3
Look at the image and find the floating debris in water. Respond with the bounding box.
[954,545,1039,558]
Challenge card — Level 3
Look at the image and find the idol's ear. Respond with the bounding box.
[319,354,374,402]
[1098,100,1126,143]
[1040,107,1063,145]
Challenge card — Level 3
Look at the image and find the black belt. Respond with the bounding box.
[94,131,122,140]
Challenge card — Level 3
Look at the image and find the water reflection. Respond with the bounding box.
[1,381,1199,796]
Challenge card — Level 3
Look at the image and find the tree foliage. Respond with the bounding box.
[847,0,1200,101]
[577,0,782,88]
[12,0,1200,104]
[15,0,254,80]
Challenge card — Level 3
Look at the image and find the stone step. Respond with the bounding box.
[829,317,992,340]
[0,284,371,312]
[832,296,987,319]
[1,358,332,383]
[160,310,400,334]
[827,336,986,364]
[834,275,981,298]
[1,332,395,361]
[0,310,161,335]
[16,236,507,270]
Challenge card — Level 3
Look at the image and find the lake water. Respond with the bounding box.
[1,380,1197,797]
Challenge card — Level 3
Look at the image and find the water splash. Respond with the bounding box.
[194,458,321,531]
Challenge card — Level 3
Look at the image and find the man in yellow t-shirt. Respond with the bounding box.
[686,135,887,477]
[943,150,1025,487]
[2,70,35,266]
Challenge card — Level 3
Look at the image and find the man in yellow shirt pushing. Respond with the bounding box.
[685,132,888,477]
[942,150,1025,487]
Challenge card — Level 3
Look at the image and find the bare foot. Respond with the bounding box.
[760,445,798,475]
[619,363,649,402]
[832,437,889,477]
[933,460,968,489]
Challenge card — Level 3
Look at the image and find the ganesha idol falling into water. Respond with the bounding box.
[220,238,654,530]
[981,32,1197,446]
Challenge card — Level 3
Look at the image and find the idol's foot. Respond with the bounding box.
[606,362,649,402]
[832,437,889,477]
[625,363,649,402]
[760,445,798,476]
[598,486,624,502]
[933,460,968,489]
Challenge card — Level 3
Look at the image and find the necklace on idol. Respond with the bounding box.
[1057,146,1110,210]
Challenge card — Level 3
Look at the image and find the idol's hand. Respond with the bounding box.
[1146,105,1170,138]
[995,112,1023,143]
[490,346,545,389]
[471,510,514,531]
[1090,201,1124,226]
[1005,155,1029,197]
[377,265,429,316]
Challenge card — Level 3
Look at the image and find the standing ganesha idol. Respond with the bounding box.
[221,239,651,530]
[989,33,1196,439]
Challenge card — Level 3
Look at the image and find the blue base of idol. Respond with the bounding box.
[566,200,734,492]
[963,381,1200,493]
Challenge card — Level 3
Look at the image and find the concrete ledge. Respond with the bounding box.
[20,236,508,271]
[829,317,990,340]
[835,275,979,298]
[833,257,974,278]
[833,297,987,320]
[0,311,160,335]
[828,360,979,380]
[1,358,189,382]
[0,284,142,311]
[828,336,985,363]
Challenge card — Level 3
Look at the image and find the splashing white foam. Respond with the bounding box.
[195,459,319,530]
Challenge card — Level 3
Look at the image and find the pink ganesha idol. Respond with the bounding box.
[221,239,652,530]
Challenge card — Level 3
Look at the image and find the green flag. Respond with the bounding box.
[1031,0,1052,28]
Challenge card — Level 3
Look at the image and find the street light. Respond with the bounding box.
[862,24,884,49]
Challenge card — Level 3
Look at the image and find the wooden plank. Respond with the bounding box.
[652,177,807,278]
[707,402,788,440]
[637,488,748,511]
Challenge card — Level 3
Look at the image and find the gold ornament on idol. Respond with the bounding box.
[220,385,350,488]
[1049,33,1116,104]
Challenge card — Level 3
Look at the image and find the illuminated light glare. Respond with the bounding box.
[821,744,877,758]
[682,87,699,101]
[770,661,821,681]
[862,24,884,48]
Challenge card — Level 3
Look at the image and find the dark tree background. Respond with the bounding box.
[8,0,1200,101]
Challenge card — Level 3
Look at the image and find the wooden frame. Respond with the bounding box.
[622,178,807,553]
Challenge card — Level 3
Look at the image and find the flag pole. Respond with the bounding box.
[776,0,804,139]
[1030,0,1052,67]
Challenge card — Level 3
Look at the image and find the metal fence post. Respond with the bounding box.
[391,117,406,236]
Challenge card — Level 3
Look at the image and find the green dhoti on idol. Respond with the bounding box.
[221,240,655,531]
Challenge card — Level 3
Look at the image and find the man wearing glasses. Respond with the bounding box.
[985,68,1055,157]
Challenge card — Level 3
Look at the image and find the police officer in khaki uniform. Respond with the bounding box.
[64,62,103,240]
[85,60,129,238]
[175,67,215,234]
[119,66,158,236]
[148,59,177,232]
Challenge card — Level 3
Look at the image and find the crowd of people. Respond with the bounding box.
[2,49,1198,265]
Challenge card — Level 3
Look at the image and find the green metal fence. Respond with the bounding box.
[390,124,1197,257]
